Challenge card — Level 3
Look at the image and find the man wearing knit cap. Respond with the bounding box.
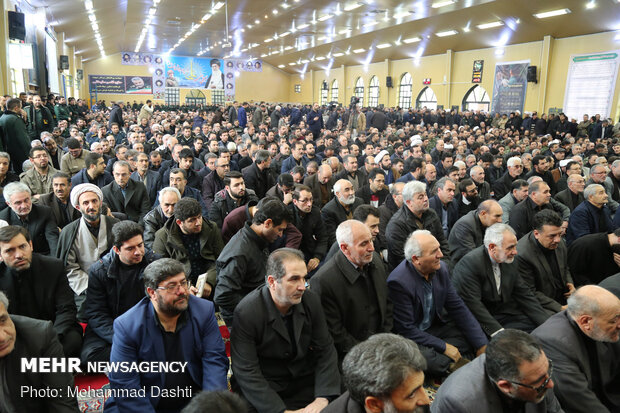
[57,183,119,314]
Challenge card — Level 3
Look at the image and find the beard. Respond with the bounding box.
[383,399,429,413]
[339,194,355,205]
[82,206,101,222]
[157,292,188,317]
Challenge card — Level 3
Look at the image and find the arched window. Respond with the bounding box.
[320,81,328,105]
[331,79,339,103]
[398,73,413,109]
[368,76,379,107]
[462,85,490,112]
[416,86,437,110]
[354,77,364,105]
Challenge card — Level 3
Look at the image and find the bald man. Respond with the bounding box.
[303,164,334,208]
[532,286,620,413]
[310,220,393,362]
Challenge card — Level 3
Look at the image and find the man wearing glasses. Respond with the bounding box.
[494,156,525,200]
[432,329,563,412]
[106,258,229,412]
[20,146,57,198]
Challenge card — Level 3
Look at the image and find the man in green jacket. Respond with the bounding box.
[0,98,30,173]
[54,96,71,123]
[25,94,54,140]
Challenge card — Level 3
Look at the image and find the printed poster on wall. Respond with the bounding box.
[125,76,153,94]
[563,51,620,121]
[89,75,125,94]
[491,60,529,114]
[472,60,483,83]
[121,52,163,66]
[164,56,226,89]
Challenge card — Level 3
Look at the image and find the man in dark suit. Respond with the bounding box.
[568,229,620,286]
[428,177,459,237]
[452,223,550,335]
[242,149,275,199]
[303,164,334,208]
[105,258,229,413]
[516,210,575,315]
[289,185,328,272]
[532,286,620,413]
[432,329,564,413]
[0,292,80,412]
[509,181,563,240]
[448,200,504,265]
[554,173,585,212]
[0,182,59,255]
[388,230,487,377]
[231,249,340,413]
[321,179,364,246]
[102,160,151,224]
[322,334,430,413]
[0,225,82,357]
[38,172,81,229]
[309,220,393,362]
[566,183,614,245]
[130,151,161,207]
[590,118,612,142]
[493,156,525,200]
[386,180,449,271]
[70,152,113,189]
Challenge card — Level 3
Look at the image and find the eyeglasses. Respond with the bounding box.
[157,279,190,293]
[504,359,553,395]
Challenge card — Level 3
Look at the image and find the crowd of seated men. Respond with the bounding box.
[0,93,618,412]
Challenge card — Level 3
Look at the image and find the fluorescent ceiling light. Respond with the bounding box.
[353,48,365,53]
[436,29,458,37]
[393,11,412,19]
[213,2,225,10]
[363,20,378,28]
[281,3,290,8]
[202,13,211,21]
[272,9,278,15]
[403,36,421,43]
[88,13,96,22]
[316,56,326,60]
[344,2,362,11]
[477,21,504,29]
[148,7,156,15]
[264,38,273,42]
[533,8,571,18]
[261,53,268,57]
[91,22,99,31]
[333,52,344,57]
[280,31,290,37]
[301,59,309,63]
[289,62,297,65]
[431,0,455,8]
[339,28,351,34]
[376,43,391,49]
[84,0,93,10]
[318,14,333,21]
[278,64,286,68]
[284,45,294,50]
[585,1,596,9]
[297,23,310,30]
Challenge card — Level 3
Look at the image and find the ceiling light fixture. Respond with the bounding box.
[393,11,412,19]
[376,43,391,49]
[318,14,333,21]
[344,2,362,11]
[402,36,421,43]
[477,21,504,29]
[85,0,93,10]
[213,2,225,10]
[316,56,325,60]
[280,31,290,37]
[278,64,286,68]
[333,52,344,57]
[533,8,571,18]
[297,23,310,30]
[363,20,378,28]
[353,48,365,53]
[585,0,596,9]
[431,0,455,8]
[339,28,351,34]
[436,29,458,37]
[281,3,290,9]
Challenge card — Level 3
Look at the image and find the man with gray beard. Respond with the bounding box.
[321,179,364,246]
[56,183,119,315]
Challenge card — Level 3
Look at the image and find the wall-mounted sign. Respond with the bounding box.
[472,60,484,83]
[423,78,431,85]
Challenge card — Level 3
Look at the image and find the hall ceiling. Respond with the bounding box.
[34,0,620,72]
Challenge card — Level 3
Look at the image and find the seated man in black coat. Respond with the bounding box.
[554,172,585,212]
[209,171,259,229]
[0,182,59,255]
[38,172,81,229]
[0,292,80,412]
[509,180,567,240]
[231,248,340,413]
[453,223,550,335]
[81,221,159,364]
[386,180,449,271]
[321,179,364,246]
[568,228,620,285]
[102,161,151,224]
[143,186,181,249]
[356,167,390,208]
[0,225,82,357]
[288,184,328,273]
[428,176,458,238]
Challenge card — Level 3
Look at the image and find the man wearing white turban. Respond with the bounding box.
[56,183,119,315]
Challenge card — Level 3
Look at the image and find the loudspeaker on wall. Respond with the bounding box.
[527,66,537,83]
[8,11,25,41]
[386,76,393,88]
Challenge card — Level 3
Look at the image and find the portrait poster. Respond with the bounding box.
[88,75,125,94]
[491,60,529,114]
[164,56,225,89]
[124,76,153,94]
